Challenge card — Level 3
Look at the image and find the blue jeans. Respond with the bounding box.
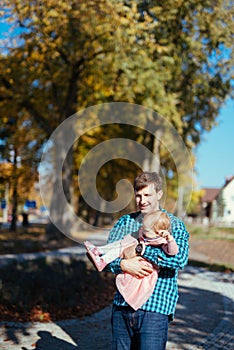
[111,305,168,350]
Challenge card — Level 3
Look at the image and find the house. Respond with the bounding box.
[201,176,234,225]
[201,187,220,223]
[217,176,234,224]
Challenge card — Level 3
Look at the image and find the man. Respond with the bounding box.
[106,171,189,350]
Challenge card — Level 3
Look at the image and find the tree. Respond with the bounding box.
[0,0,233,235]
[75,0,233,215]
[0,110,43,230]
[1,0,120,238]
[133,0,233,144]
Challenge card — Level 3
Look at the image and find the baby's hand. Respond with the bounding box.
[156,230,173,242]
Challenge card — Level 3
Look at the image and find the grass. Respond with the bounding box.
[0,256,115,322]
[0,223,76,254]
[186,224,234,241]
[188,259,234,273]
[0,223,115,322]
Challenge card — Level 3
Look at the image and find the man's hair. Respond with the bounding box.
[134,171,163,193]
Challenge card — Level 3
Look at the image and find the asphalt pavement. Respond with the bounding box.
[0,244,234,349]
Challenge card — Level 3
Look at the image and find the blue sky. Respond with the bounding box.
[195,99,233,189]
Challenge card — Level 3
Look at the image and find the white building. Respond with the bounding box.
[201,176,234,225]
[218,176,234,224]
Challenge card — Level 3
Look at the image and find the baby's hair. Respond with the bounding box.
[144,210,171,232]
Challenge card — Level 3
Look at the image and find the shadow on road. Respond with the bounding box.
[21,331,79,350]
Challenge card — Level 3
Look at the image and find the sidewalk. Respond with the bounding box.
[0,246,234,349]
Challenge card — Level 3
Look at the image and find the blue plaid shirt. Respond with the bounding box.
[106,210,189,319]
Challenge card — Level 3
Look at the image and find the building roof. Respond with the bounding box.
[201,188,220,203]
[223,176,234,188]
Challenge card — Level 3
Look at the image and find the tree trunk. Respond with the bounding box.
[45,124,77,242]
[142,131,153,171]
[142,124,163,173]
[150,129,163,172]
[10,148,18,232]
[10,183,17,232]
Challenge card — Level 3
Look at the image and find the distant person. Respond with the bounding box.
[85,210,178,310]
[21,212,29,227]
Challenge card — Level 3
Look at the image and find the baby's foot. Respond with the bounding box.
[86,249,107,271]
[84,241,102,256]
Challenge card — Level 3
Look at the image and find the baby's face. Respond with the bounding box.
[140,225,157,239]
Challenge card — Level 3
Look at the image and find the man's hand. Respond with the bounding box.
[120,257,154,278]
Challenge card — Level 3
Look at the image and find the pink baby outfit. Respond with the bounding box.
[116,236,178,310]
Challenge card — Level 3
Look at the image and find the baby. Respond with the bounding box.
[84,210,178,310]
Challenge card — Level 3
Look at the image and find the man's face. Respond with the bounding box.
[135,184,163,215]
